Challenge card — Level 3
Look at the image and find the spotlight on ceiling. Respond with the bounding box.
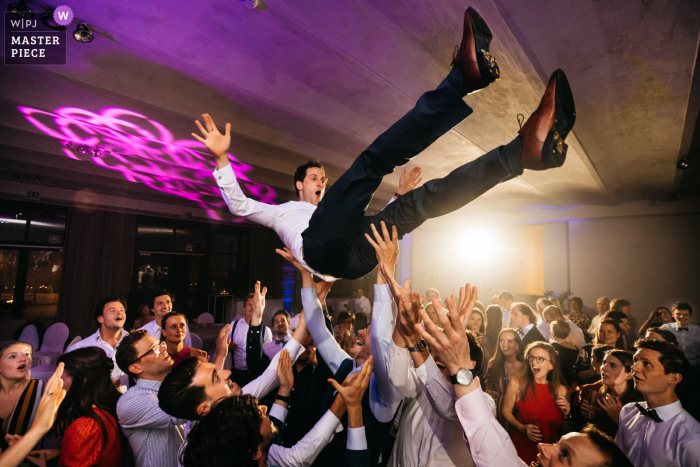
[42,9,67,30]
[73,23,94,43]
[676,156,690,170]
[90,148,103,157]
[78,145,89,154]
[8,1,33,18]
[240,0,258,9]
[63,141,74,150]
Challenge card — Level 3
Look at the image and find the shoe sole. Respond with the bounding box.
[468,7,500,84]
[542,69,576,167]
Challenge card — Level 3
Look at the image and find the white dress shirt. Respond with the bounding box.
[616,400,700,467]
[588,314,604,337]
[501,306,511,328]
[264,333,292,360]
[354,296,371,315]
[455,387,526,467]
[661,322,700,370]
[519,323,535,337]
[66,328,129,388]
[303,284,403,423]
[227,319,274,370]
[117,378,187,467]
[385,342,475,467]
[214,163,337,281]
[537,317,586,348]
[138,319,192,348]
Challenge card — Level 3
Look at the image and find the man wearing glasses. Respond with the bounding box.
[115,330,187,467]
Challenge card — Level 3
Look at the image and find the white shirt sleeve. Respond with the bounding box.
[266,410,342,467]
[214,163,280,228]
[264,326,274,345]
[419,356,459,421]
[385,339,423,399]
[368,284,404,423]
[242,338,303,399]
[302,287,350,374]
[455,387,525,467]
[347,427,368,451]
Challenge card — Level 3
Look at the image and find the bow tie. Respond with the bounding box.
[518,329,525,336]
[275,339,287,345]
[635,403,662,423]
[678,327,689,332]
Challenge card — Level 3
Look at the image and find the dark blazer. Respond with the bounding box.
[521,325,546,348]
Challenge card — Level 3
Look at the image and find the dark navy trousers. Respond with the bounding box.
[302,67,518,280]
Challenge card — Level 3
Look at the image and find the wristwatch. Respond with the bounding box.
[407,338,427,353]
[449,368,474,386]
[275,394,291,403]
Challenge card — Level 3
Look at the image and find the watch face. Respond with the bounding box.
[456,368,473,385]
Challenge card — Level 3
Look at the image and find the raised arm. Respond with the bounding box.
[193,113,279,227]
[276,248,350,374]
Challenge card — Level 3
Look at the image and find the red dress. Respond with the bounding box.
[169,346,192,368]
[511,383,563,465]
[58,407,126,467]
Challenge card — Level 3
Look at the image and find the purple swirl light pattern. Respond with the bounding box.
[18,106,278,221]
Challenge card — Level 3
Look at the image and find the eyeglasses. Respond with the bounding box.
[132,341,166,364]
[527,355,551,364]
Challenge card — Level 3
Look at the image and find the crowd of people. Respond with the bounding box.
[2,219,699,467]
[2,5,700,465]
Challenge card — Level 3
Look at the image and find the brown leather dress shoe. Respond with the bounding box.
[452,7,500,94]
[520,69,576,170]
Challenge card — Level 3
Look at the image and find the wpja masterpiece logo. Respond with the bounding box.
[4,7,70,65]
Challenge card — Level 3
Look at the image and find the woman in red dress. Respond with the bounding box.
[54,347,126,467]
[501,342,572,465]
[162,312,208,368]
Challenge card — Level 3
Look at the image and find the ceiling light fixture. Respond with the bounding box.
[73,23,94,43]
[63,141,74,150]
[41,9,68,30]
[78,145,89,154]
[240,0,258,9]
[90,148,103,157]
[676,156,690,170]
[8,1,33,18]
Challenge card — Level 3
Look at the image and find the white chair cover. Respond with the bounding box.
[197,312,215,324]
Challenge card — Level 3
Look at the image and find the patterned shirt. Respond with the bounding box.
[567,312,591,338]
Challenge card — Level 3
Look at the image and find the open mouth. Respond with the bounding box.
[355,338,364,347]
[17,363,27,371]
[315,190,321,196]
[228,380,238,393]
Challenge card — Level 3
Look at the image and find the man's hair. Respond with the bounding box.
[597,297,609,303]
[646,326,679,346]
[512,303,537,324]
[272,310,290,324]
[581,424,634,467]
[498,290,513,301]
[337,311,356,326]
[115,330,149,378]
[159,357,208,421]
[537,298,553,308]
[543,306,565,322]
[634,337,689,376]
[94,297,126,326]
[150,290,175,309]
[465,330,483,377]
[610,298,631,311]
[474,300,484,312]
[571,296,583,308]
[181,395,263,467]
[293,160,325,196]
[551,320,571,340]
[672,301,693,316]
[244,293,255,308]
[161,312,187,331]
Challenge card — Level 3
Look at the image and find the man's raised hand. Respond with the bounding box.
[364,221,399,268]
[446,283,478,329]
[251,280,267,325]
[396,291,423,344]
[192,113,231,167]
[276,350,294,396]
[329,355,373,409]
[397,167,423,196]
[276,247,314,288]
[416,297,473,376]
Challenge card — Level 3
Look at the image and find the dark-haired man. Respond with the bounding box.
[510,303,545,347]
[415,289,633,467]
[616,337,700,466]
[115,330,187,467]
[195,7,576,282]
[66,296,129,390]
[661,302,700,373]
[264,310,291,360]
[499,290,515,328]
[138,290,192,348]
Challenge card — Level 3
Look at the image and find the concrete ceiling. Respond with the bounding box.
[1,0,700,222]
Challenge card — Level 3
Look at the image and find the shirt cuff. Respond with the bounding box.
[455,386,493,423]
[373,283,392,302]
[347,427,367,451]
[316,409,343,442]
[418,355,441,384]
[212,162,236,185]
[269,403,288,423]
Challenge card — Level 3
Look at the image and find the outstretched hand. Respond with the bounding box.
[378,263,410,305]
[396,291,423,344]
[251,281,267,325]
[397,167,423,196]
[329,355,373,409]
[192,113,231,166]
[445,283,478,329]
[276,247,315,288]
[364,221,399,268]
[416,297,473,376]
[33,363,67,433]
[277,350,294,395]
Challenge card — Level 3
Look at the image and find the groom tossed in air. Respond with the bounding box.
[193,6,576,281]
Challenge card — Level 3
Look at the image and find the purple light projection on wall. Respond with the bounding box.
[18,106,277,221]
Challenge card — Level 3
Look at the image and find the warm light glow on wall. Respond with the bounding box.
[18,106,278,221]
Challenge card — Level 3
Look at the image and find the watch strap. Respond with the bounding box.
[407,338,427,352]
[275,394,291,403]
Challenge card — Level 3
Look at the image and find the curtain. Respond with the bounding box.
[60,209,137,339]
